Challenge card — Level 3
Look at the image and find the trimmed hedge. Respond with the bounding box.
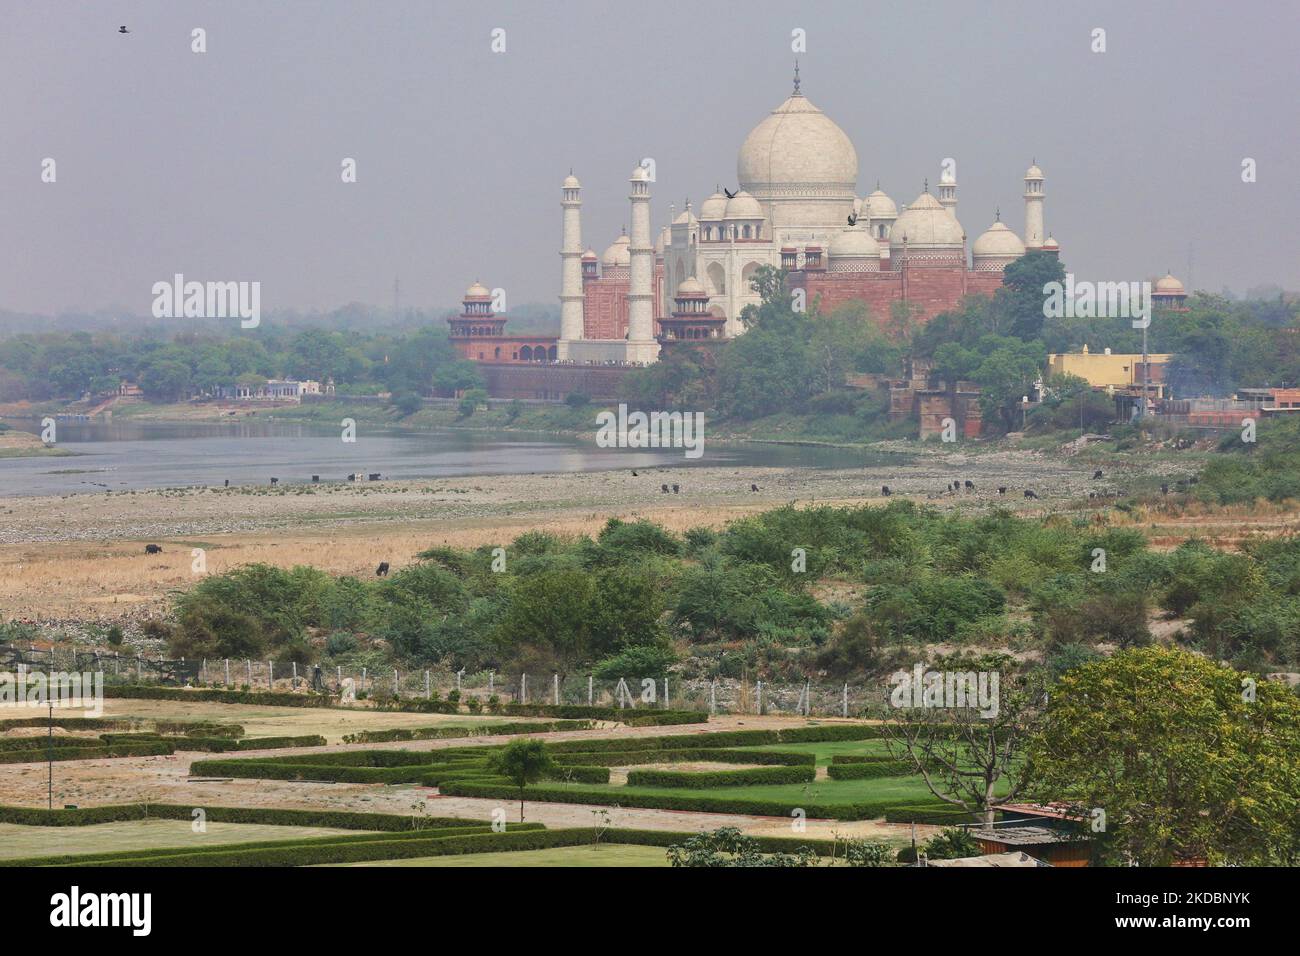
[104,685,332,708]
[826,760,914,780]
[0,802,490,831]
[61,826,577,868]
[340,720,593,745]
[438,779,948,822]
[625,765,815,789]
[551,747,814,769]
[497,704,708,726]
[0,740,174,764]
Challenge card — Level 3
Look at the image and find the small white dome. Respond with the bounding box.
[601,234,631,267]
[891,191,964,248]
[676,276,707,296]
[972,220,1026,259]
[464,281,491,298]
[723,191,764,220]
[631,164,650,182]
[562,174,581,189]
[698,191,728,221]
[1025,164,1044,180]
[582,248,597,259]
[828,225,880,259]
[673,207,698,225]
[1154,273,1185,294]
[865,189,898,220]
[1042,236,1060,251]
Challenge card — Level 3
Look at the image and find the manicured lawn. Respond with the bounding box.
[321,844,671,867]
[537,771,947,805]
[747,739,895,765]
[0,820,363,860]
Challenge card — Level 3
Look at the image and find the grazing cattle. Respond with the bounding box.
[964,480,974,490]
[311,475,320,483]
[270,477,278,486]
[750,484,759,492]
[1161,483,1169,495]
[1188,476,1199,485]
[672,484,680,494]
[223,479,229,487]
[1024,490,1038,499]
[368,473,381,481]
[144,544,162,554]
[1093,470,1104,480]
[661,484,669,493]
[998,487,1007,495]
[347,473,357,481]
[881,485,891,496]
[632,470,638,477]
[376,562,390,577]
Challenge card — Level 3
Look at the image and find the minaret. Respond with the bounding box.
[625,163,660,363]
[557,172,584,359]
[1023,162,1045,250]
[938,166,957,218]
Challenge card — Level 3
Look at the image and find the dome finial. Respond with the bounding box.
[923,178,929,194]
[792,60,801,96]
[995,207,1001,222]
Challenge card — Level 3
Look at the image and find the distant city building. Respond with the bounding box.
[215,379,326,402]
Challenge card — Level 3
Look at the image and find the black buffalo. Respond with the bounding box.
[145,544,162,554]
[376,562,390,577]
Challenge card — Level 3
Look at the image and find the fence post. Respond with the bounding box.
[456,669,463,693]
[292,661,297,686]
[268,660,273,689]
[362,667,367,694]
[804,680,811,716]
[520,673,526,704]
[136,656,141,681]
[488,671,494,696]
[710,679,717,715]
[756,680,763,716]
[246,659,251,686]
[587,674,593,706]
[337,665,341,688]
[201,658,206,683]
[842,682,848,719]
[393,669,399,695]
[663,677,669,710]
[425,670,430,699]
[553,673,559,706]
[114,653,119,676]
[224,659,230,686]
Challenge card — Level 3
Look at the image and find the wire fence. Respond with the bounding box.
[2,645,890,717]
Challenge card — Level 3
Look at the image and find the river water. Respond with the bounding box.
[0,419,900,497]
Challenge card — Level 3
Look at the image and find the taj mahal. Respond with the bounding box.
[449,69,1059,384]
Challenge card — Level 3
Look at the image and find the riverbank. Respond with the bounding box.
[0,446,1201,622]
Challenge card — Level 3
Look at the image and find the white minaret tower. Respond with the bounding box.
[938,165,957,217]
[557,172,584,359]
[624,163,660,363]
[1023,161,1045,250]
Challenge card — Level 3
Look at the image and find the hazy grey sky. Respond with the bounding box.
[2,0,1297,317]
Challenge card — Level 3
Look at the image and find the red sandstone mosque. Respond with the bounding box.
[450,71,1062,396]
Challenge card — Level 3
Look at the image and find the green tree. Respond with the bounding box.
[488,738,554,822]
[1025,647,1300,865]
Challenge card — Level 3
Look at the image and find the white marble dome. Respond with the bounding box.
[891,191,964,248]
[828,225,880,259]
[464,281,490,298]
[601,234,631,267]
[676,276,707,296]
[865,189,898,220]
[737,91,858,228]
[723,191,764,220]
[1154,273,1185,294]
[972,220,1025,259]
[699,191,727,220]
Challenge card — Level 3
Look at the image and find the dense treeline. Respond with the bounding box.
[0,322,482,404]
[156,502,1300,680]
[627,256,1299,436]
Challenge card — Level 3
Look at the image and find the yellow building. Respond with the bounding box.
[1046,344,1172,390]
